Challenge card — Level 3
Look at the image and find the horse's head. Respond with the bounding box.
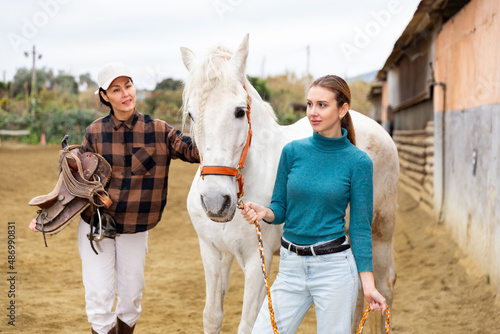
[181,34,252,223]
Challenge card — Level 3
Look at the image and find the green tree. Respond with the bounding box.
[155,78,183,91]
[248,76,270,100]
[11,68,79,97]
[51,71,78,95]
[137,89,184,124]
[11,67,53,97]
[79,73,97,91]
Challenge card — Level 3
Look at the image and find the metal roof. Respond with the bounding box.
[376,0,470,81]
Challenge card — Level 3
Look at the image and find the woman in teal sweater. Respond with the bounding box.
[241,75,386,333]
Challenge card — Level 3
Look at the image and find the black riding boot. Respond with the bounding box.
[117,318,135,334]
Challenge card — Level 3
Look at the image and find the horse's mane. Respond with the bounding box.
[181,44,277,134]
[182,45,235,125]
[190,45,234,87]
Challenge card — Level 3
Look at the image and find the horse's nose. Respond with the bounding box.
[200,193,234,222]
[200,194,231,215]
[220,195,231,214]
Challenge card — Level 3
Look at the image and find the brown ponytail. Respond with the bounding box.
[311,75,356,146]
[341,112,356,146]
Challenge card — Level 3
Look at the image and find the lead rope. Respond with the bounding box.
[238,87,277,333]
[356,305,391,334]
[238,201,279,334]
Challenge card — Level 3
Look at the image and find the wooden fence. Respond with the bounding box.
[393,121,434,213]
[0,129,30,145]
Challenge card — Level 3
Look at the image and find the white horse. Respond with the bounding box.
[180,34,399,334]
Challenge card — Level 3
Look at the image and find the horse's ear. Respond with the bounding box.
[180,47,196,71]
[229,33,249,82]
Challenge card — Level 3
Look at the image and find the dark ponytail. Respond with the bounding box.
[98,88,112,110]
[311,75,356,146]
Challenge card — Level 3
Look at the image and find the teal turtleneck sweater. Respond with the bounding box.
[268,128,374,272]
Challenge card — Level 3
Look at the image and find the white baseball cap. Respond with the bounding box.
[95,62,132,94]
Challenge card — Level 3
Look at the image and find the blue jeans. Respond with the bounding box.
[251,239,360,334]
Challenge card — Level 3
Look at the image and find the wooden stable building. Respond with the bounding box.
[370,0,500,294]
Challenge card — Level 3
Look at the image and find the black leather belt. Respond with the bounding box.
[281,236,350,256]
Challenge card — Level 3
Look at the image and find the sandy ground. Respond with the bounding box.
[0,142,499,333]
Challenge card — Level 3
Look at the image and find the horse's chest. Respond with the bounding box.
[193,218,250,248]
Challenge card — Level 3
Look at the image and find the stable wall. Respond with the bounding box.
[381,82,390,132]
[433,0,500,292]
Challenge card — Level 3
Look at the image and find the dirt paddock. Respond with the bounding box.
[0,142,499,333]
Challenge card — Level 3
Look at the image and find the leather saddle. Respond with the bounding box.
[29,135,112,237]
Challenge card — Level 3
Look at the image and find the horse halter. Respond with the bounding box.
[199,85,253,200]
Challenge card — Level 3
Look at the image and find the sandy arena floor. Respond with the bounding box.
[0,142,499,333]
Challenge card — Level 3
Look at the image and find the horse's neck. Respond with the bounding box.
[244,96,286,181]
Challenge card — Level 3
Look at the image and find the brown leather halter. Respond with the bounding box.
[199,85,253,199]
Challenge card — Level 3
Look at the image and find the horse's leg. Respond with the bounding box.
[372,239,396,334]
[234,243,273,334]
[351,240,395,334]
[350,205,396,334]
[372,199,397,333]
[199,238,235,334]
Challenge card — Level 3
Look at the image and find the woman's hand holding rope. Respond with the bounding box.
[240,202,274,224]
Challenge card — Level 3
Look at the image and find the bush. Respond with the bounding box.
[32,107,105,144]
[0,108,31,131]
[265,72,307,123]
[137,89,184,124]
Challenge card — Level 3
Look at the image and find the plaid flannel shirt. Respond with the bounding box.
[80,109,199,233]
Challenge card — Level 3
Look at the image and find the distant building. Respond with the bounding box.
[367,81,384,126]
[371,0,500,294]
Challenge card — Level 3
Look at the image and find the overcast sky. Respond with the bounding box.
[1,0,421,90]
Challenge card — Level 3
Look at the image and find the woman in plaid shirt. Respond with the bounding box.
[79,62,199,334]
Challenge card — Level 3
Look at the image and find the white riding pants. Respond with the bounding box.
[77,218,148,334]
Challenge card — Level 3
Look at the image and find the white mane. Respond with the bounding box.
[181,44,277,133]
[182,46,235,128]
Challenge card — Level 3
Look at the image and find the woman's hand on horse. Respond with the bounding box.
[29,218,38,232]
[240,202,267,224]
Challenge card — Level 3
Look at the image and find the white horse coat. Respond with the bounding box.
[181,34,398,334]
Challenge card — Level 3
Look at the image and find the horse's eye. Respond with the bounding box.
[235,107,246,119]
[188,112,194,121]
